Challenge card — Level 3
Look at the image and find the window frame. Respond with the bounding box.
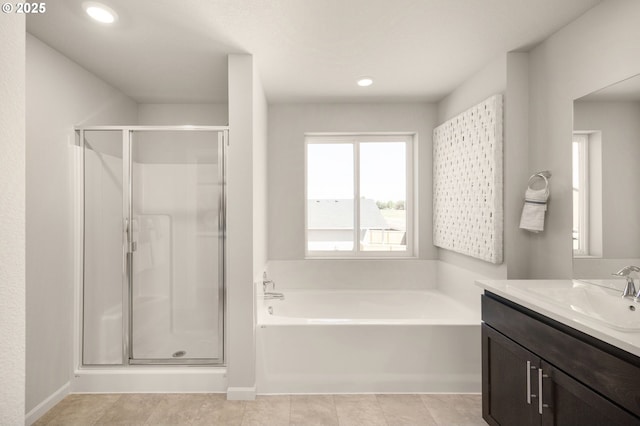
[304,133,416,259]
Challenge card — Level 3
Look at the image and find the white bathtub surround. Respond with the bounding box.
[436,260,491,311]
[256,289,481,394]
[266,259,438,290]
[266,259,489,312]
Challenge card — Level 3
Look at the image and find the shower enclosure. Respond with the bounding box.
[78,126,226,366]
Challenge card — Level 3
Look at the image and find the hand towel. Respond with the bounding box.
[520,177,549,233]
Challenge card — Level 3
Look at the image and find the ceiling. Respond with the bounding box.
[26,0,601,104]
[578,73,640,101]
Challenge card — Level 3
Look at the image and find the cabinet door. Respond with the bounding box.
[540,361,639,426]
[482,324,540,426]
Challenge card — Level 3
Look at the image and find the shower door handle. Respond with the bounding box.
[124,218,137,253]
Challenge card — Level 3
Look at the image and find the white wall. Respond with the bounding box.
[267,260,437,290]
[528,0,640,278]
[26,34,137,413]
[436,54,509,279]
[226,54,257,399]
[0,14,26,426]
[253,62,268,278]
[138,103,228,125]
[504,53,531,279]
[434,52,531,280]
[268,102,437,262]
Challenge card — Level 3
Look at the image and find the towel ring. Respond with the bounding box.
[528,172,549,192]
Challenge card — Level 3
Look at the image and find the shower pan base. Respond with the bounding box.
[72,367,228,393]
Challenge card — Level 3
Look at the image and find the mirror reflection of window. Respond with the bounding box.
[572,74,638,279]
[572,133,589,256]
[572,131,602,258]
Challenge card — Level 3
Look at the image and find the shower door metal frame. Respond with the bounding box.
[78,125,227,367]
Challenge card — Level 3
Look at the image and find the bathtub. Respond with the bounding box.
[256,289,481,394]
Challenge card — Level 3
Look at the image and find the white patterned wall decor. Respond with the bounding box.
[433,94,503,264]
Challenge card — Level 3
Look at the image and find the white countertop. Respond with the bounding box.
[476,279,640,358]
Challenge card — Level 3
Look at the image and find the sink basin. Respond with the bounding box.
[507,280,640,332]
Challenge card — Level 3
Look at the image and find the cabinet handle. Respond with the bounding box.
[526,361,537,404]
[538,368,550,414]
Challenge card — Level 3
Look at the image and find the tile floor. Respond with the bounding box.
[34,393,486,425]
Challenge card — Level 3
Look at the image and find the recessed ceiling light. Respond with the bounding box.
[83,2,118,24]
[357,77,374,87]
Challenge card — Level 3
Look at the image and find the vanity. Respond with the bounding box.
[474,71,640,425]
[477,279,640,425]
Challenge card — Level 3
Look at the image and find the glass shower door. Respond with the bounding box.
[128,130,224,363]
[82,129,125,365]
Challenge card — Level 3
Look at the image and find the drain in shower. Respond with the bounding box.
[172,350,187,358]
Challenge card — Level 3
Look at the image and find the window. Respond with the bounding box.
[305,134,414,257]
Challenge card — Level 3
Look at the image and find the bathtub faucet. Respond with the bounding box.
[262,271,276,292]
[262,272,284,300]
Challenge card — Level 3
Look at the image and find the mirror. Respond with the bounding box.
[573,74,640,279]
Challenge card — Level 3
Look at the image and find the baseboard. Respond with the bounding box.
[226,386,256,400]
[25,381,71,426]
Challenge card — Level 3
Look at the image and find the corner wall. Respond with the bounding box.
[0,13,26,426]
[26,34,137,414]
[253,62,268,278]
[435,51,531,281]
[226,54,266,399]
[527,0,640,278]
[435,54,509,279]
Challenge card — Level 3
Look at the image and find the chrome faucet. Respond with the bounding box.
[262,272,285,300]
[612,266,640,298]
[262,271,276,292]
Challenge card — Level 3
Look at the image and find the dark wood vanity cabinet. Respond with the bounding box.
[481,292,640,426]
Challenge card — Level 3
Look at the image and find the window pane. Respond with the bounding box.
[359,142,407,251]
[307,143,354,251]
